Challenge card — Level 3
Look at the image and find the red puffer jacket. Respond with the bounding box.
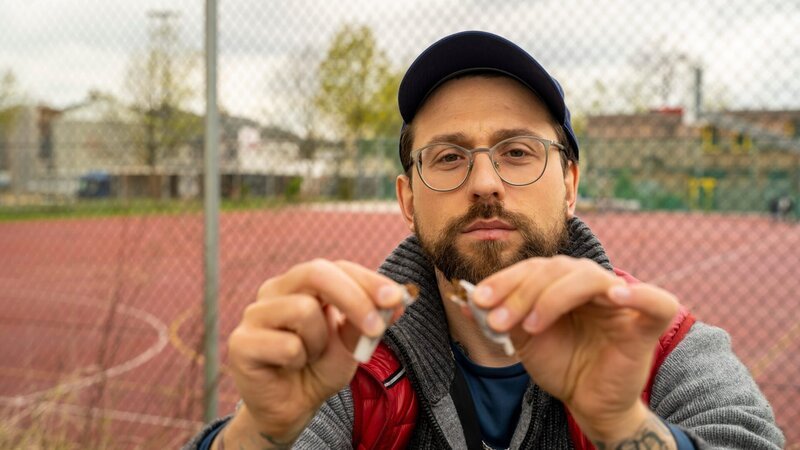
[350,268,695,449]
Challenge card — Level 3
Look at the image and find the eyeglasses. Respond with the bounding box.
[410,135,565,192]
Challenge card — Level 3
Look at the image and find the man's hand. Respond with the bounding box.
[473,256,679,444]
[219,259,407,449]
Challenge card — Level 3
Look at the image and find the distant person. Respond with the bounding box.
[777,195,794,222]
[770,194,795,222]
[184,31,783,449]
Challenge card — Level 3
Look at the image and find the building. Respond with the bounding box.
[1,91,401,202]
[583,108,800,212]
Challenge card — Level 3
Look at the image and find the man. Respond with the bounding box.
[185,31,783,449]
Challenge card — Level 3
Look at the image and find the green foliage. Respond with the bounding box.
[611,169,686,210]
[640,190,686,210]
[315,24,402,140]
[0,198,296,222]
[613,168,638,199]
[337,177,355,200]
[285,176,303,201]
[652,192,686,210]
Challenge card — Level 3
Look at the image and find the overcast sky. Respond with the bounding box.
[1,0,798,129]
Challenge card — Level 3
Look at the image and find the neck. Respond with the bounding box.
[435,269,520,367]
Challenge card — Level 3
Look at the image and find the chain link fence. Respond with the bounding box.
[1,1,798,448]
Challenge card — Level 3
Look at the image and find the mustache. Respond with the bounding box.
[447,201,530,233]
[420,200,570,284]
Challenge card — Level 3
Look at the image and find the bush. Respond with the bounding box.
[284,176,303,202]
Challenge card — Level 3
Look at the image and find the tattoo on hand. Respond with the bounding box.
[591,415,673,450]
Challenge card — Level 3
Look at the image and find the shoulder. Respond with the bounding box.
[650,321,785,449]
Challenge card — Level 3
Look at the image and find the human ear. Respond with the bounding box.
[396,174,415,232]
[564,161,580,217]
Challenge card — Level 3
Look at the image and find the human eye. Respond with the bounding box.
[496,142,539,163]
[505,147,533,158]
[427,146,466,168]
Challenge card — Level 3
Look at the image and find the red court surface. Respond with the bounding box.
[1,206,798,448]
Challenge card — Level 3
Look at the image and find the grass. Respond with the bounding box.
[0,390,110,450]
[0,197,300,222]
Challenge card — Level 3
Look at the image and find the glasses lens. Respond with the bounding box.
[492,137,548,185]
[417,144,470,190]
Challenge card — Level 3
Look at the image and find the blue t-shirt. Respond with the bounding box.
[451,342,529,449]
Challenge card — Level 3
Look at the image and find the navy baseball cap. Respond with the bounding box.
[398,31,579,165]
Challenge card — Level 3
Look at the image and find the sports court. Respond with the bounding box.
[1,206,798,447]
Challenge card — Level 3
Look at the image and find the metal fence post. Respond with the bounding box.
[203,0,220,423]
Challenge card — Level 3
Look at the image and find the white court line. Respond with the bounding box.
[0,290,169,407]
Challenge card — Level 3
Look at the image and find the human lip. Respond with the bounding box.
[462,219,516,233]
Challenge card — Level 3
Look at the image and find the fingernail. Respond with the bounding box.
[474,286,493,305]
[363,310,386,336]
[488,307,510,329]
[523,312,539,333]
[377,284,400,306]
[610,286,632,303]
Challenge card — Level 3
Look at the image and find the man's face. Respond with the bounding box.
[396,75,579,283]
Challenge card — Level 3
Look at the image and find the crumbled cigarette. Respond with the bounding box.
[448,279,515,356]
[353,284,418,363]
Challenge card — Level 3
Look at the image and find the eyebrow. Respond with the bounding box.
[491,128,548,143]
[425,132,471,147]
[423,128,549,148]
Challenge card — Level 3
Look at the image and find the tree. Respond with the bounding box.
[124,10,201,194]
[0,69,23,173]
[316,24,401,140]
[315,24,402,198]
[287,46,323,161]
[0,70,21,135]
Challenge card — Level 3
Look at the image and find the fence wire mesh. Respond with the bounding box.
[0,1,798,448]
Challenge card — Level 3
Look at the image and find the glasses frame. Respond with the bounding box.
[410,135,566,192]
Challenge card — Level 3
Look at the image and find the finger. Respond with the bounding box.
[607,283,679,334]
[301,306,360,388]
[326,305,363,354]
[525,262,623,333]
[308,304,362,366]
[241,295,328,362]
[485,261,553,332]
[258,259,386,337]
[474,256,574,308]
[318,304,362,355]
[333,260,406,309]
[228,327,309,371]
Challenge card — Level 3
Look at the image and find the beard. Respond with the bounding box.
[416,201,570,284]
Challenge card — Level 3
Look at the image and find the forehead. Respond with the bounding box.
[411,75,556,145]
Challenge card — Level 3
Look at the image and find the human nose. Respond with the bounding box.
[466,150,504,200]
